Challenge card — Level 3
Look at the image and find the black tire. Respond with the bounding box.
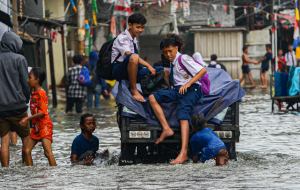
[118,143,136,166]
[225,143,237,161]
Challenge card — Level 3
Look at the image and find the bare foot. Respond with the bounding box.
[156,129,174,144]
[131,89,146,102]
[170,153,189,164]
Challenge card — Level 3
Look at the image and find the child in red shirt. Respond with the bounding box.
[20,67,56,166]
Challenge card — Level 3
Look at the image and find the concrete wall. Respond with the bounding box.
[245,30,271,83]
[45,0,67,86]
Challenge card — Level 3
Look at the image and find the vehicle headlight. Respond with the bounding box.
[214,131,232,138]
[129,131,151,138]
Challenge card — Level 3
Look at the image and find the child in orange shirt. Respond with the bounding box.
[20,67,56,166]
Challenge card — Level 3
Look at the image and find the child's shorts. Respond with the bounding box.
[112,53,165,83]
[241,65,250,74]
[261,63,269,73]
[151,84,202,120]
[30,123,53,142]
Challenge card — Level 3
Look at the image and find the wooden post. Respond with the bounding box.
[48,28,58,108]
[61,27,67,76]
[12,0,18,34]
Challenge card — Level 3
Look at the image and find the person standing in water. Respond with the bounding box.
[239,46,259,87]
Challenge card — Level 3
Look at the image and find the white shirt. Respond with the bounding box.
[111,29,138,63]
[209,61,221,69]
[172,52,204,86]
[285,51,297,66]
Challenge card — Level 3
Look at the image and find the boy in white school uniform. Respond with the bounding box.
[111,13,169,102]
[148,37,207,164]
[285,44,298,73]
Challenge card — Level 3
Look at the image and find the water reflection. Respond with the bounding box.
[1,91,300,189]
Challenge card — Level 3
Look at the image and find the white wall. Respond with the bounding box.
[44,0,67,86]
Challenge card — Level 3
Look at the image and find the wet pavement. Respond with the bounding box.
[1,89,300,189]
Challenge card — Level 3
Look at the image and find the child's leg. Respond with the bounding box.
[170,120,189,164]
[260,72,264,87]
[127,54,145,102]
[41,138,56,166]
[148,94,174,144]
[23,138,38,166]
[163,68,171,88]
[248,72,255,86]
[21,136,29,163]
[263,71,268,88]
[0,133,10,167]
[239,73,246,83]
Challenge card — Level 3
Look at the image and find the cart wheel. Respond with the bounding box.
[119,143,136,166]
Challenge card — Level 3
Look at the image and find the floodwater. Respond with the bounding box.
[1,89,300,189]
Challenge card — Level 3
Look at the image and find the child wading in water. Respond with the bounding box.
[21,67,56,166]
[71,113,109,165]
[190,114,228,166]
[239,46,259,88]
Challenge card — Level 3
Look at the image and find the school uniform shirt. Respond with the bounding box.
[111,29,138,63]
[190,128,227,163]
[71,133,99,160]
[29,89,53,142]
[66,65,87,98]
[172,52,204,86]
[285,51,297,66]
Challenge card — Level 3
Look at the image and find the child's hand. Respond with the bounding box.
[83,156,94,165]
[19,117,29,127]
[148,66,156,76]
[179,83,191,95]
[102,149,109,156]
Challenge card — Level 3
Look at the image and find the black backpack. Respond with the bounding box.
[86,62,98,90]
[97,38,121,80]
[140,70,169,97]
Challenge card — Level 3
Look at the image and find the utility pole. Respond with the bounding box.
[248,0,255,31]
[77,0,85,56]
[12,0,18,34]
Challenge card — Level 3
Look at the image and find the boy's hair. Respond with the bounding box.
[73,55,83,64]
[31,67,46,86]
[128,13,147,25]
[266,44,271,49]
[191,114,206,131]
[167,33,185,51]
[288,43,293,47]
[80,113,94,132]
[160,37,177,50]
[211,54,217,61]
[242,46,248,52]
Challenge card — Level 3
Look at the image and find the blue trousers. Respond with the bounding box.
[87,84,102,108]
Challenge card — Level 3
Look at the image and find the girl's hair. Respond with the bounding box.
[31,67,46,86]
[80,113,94,126]
[242,46,248,52]
[191,114,206,131]
[167,33,185,51]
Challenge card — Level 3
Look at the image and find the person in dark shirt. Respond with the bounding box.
[71,113,108,165]
[190,114,228,166]
[208,54,227,72]
[258,45,273,89]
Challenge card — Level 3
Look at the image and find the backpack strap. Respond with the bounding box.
[178,55,193,77]
[113,53,122,64]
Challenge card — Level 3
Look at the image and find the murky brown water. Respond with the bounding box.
[1,89,300,189]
